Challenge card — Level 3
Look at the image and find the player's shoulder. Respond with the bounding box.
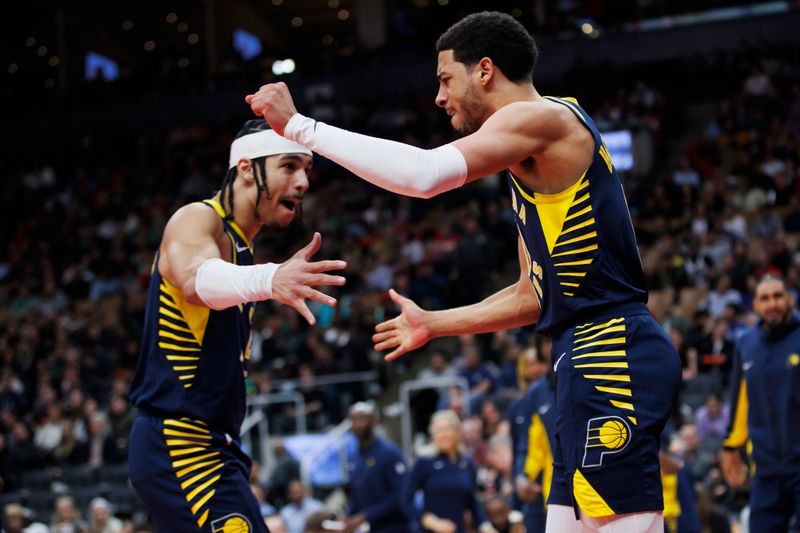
[487,99,578,136]
[164,201,223,235]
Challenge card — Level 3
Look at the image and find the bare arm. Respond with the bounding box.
[373,237,539,361]
[159,204,346,323]
[245,84,571,197]
[160,203,224,306]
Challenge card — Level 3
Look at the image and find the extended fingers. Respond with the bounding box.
[307,273,346,287]
[304,287,337,307]
[374,336,401,352]
[384,346,409,362]
[372,330,395,343]
[374,318,397,333]
[309,260,348,273]
[290,299,316,326]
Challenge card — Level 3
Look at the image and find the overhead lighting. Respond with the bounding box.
[49,56,60,67]
[8,63,18,74]
[322,34,334,45]
[177,22,188,33]
[328,0,339,7]
[187,33,200,44]
[291,17,303,27]
[272,58,295,76]
[44,78,55,89]
[144,40,156,51]
[122,20,134,31]
[511,8,522,17]
[166,13,177,24]
[25,37,35,47]
[437,0,449,5]
[337,9,349,20]
[178,57,189,68]
[272,0,283,5]
[581,22,593,34]
[37,46,48,57]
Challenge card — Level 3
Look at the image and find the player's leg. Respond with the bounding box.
[544,435,581,533]
[129,415,213,531]
[203,446,269,533]
[578,510,663,533]
[749,474,792,533]
[558,312,681,522]
[545,505,585,533]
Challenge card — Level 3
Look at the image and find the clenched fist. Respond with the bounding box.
[245,82,298,136]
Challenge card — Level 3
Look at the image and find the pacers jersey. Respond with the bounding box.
[508,96,647,335]
[129,199,255,437]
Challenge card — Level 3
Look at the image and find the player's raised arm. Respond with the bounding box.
[245,84,564,199]
[373,236,539,361]
[161,205,346,325]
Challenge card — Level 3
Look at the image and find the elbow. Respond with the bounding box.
[182,277,211,308]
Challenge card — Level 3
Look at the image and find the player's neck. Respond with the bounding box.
[212,189,261,242]
[486,82,540,113]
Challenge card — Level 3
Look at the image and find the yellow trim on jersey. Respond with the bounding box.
[523,414,553,504]
[571,350,627,360]
[169,447,209,457]
[203,199,252,249]
[575,317,625,334]
[610,400,634,411]
[164,419,211,433]
[572,337,626,350]
[167,439,210,447]
[574,361,629,369]
[574,325,626,343]
[177,459,221,478]
[554,259,593,267]
[561,217,596,235]
[564,204,592,222]
[723,379,749,448]
[583,374,630,382]
[160,279,210,346]
[572,468,614,517]
[551,243,599,258]
[187,474,221,503]
[164,429,213,440]
[557,271,587,277]
[555,231,597,248]
[159,330,197,343]
[509,171,587,205]
[628,416,638,425]
[191,489,216,515]
[158,342,201,352]
[197,509,210,528]
[594,386,632,397]
[181,463,225,490]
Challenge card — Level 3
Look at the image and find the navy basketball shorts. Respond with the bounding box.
[545,310,681,518]
[129,414,268,532]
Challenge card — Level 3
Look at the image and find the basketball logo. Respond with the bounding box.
[211,514,252,533]
[582,415,631,468]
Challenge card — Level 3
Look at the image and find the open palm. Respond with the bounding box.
[372,289,432,361]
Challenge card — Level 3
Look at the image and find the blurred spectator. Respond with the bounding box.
[404,410,490,533]
[250,482,278,519]
[87,497,123,533]
[4,503,26,533]
[51,495,87,533]
[695,393,730,443]
[265,515,288,533]
[267,441,301,509]
[279,480,324,533]
[484,497,523,533]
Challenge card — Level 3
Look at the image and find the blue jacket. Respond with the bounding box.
[347,437,408,533]
[404,452,487,533]
[510,375,557,532]
[724,312,800,475]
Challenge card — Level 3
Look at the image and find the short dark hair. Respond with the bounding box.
[436,11,538,82]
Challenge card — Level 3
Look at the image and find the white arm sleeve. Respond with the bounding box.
[284,113,468,199]
[194,258,279,310]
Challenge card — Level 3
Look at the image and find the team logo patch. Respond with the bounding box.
[211,513,252,533]
[582,415,631,468]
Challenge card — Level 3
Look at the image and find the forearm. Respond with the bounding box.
[194,258,279,310]
[284,114,468,199]
[425,281,538,339]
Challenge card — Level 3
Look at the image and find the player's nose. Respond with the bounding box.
[435,90,447,107]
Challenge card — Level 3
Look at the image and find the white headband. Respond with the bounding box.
[228,129,312,169]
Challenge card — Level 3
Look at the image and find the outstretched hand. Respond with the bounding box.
[271,232,346,325]
[245,82,298,136]
[372,289,433,361]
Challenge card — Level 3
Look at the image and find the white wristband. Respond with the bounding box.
[284,113,468,199]
[195,258,280,310]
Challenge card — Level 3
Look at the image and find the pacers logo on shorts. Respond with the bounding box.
[211,514,251,533]
[582,415,631,468]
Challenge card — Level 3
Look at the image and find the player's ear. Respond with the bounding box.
[236,158,255,183]
[477,57,494,86]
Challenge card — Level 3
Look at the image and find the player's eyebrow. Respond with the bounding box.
[436,70,447,80]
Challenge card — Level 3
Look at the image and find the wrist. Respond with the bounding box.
[284,113,314,146]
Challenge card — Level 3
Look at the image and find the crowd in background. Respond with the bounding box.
[0,33,798,531]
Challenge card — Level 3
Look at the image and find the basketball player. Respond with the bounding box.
[246,12,680,532]
[128,119,346,532]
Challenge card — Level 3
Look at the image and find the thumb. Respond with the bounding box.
[245,94,254,104]
[388,288,407,306]
[299,232,321,260]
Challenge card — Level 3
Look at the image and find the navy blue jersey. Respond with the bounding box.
[724,312,800,475]
[129,199,255,437]
[508,96,647,335]
[403,453,487,533]
[347,437,408,532]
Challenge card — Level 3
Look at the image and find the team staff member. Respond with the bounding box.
[404,410,496,533]
[247,11,680,532]
[509,343,555,533]
[722,275,800,533]
[343,402,408,533]
[128,119,346,531]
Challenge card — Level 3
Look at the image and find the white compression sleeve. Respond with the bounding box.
[194,258,279,310]
[284,113,468,199]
